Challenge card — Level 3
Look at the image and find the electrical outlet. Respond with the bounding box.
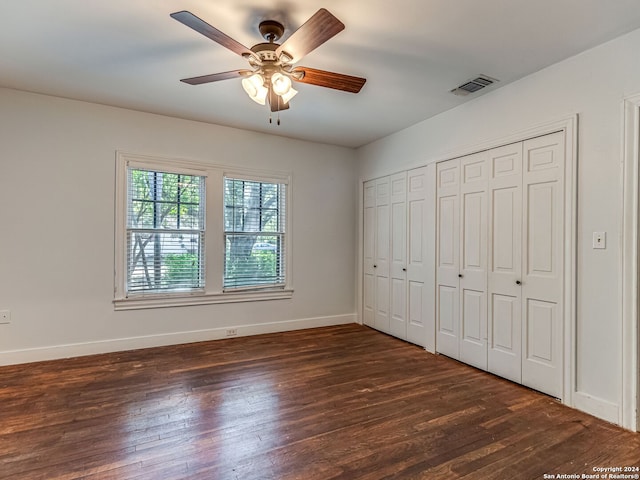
[0,310,10,325]
[226,328,238,337]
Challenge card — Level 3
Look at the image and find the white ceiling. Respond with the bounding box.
[2,1,640,148]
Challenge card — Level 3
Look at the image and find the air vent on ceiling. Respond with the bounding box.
[450,75,499,96]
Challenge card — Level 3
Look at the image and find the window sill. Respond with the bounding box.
[113,289,294,311]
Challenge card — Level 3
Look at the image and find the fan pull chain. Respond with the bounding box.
[266,95,282,126]
[277,96,281,125]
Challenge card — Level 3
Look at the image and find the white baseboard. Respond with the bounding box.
[0,314,357,366]
[572,391,620,425]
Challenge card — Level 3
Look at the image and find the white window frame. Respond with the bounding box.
[114,152,293,310]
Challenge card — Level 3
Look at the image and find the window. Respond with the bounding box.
[114,152,292,310]
[224,177,286,290]
[126,168,205,294]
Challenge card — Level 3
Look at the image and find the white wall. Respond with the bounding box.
[0,88,358,362]
[357,27,640,426]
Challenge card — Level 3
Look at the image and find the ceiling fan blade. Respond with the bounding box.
[268,89,290,112]
[180,70,251,85]
[276,9,345,63]
[171,11,253,57]
[292,67,366,93]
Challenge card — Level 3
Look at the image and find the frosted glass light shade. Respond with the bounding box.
[242,74,267,105]
[271,73,292,96]
[280,87,298,104]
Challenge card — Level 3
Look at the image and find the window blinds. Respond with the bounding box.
[126,168,206,294]
[223,177,286,289]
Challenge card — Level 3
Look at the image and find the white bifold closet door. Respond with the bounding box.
[374,177,391,333]
[363,177,392,333]
[487,142,524,383]
[389,173,408,339]
[459,152,489,371]
[363,181,376,328]
[520,133,564,398]
[436,131,565,399]
[406,167,429,346]
[435,151,488,369]
[436,159,461,358]
[363,169,428,347]
[362,175,401,336]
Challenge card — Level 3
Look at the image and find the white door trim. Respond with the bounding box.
[622,95,640,431]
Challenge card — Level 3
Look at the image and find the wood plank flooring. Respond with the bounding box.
[0,324,638,479]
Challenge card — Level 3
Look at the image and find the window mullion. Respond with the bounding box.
[152,172,161,288]
[259,182,263,231]
[177,173,181,230]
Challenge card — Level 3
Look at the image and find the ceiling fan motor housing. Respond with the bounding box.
[259,20,285,42]
[250,42,280,62]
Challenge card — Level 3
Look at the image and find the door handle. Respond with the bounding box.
[402,268,406,272]
[458,274,463,278]
[516,280,521,285]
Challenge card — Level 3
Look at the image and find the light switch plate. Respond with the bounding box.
[593,232,606,249]
[0,310,10,324]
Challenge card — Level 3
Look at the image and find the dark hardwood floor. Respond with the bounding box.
[0,324,638,479]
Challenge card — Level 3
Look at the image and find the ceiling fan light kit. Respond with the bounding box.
[241,73,268,105]
[170,8,366,125]
[271,72,292,96]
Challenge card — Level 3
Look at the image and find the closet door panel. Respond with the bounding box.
[436,160,460,358]
[374,178,391,333]
[459,152,488,370]
[390,277,406,336]
[389,172,408,340]
[489,292,521,382]
[462,289,484,343]
[438,285,458,337]
[375,275,390,332]
[487,143,523,383]
[408,280,425,344]
[522,132,564,398]
[438,196,458,270]
[363,181,376,327]
[407,166,429,347]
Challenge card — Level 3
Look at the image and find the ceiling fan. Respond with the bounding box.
[170,8,366,121]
